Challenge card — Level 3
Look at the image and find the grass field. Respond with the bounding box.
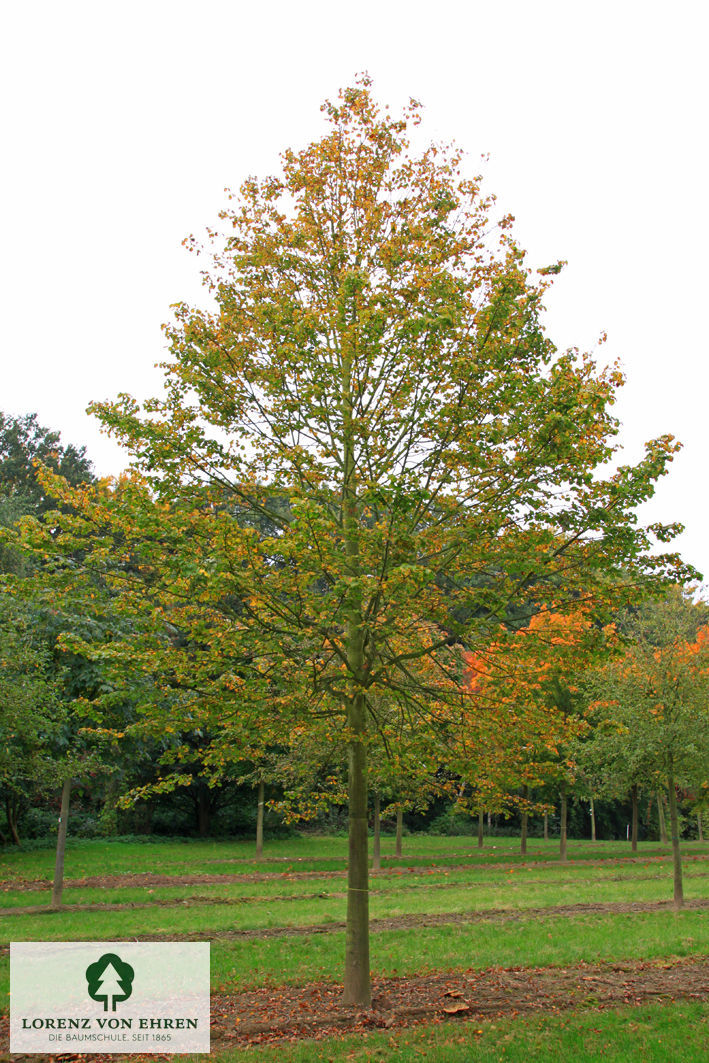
[1,833,708,1060]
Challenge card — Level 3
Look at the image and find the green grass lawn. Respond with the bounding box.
[2,834,707,1059]
[2,833,704,882]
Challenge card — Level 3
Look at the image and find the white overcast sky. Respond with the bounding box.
[2,1,707,580]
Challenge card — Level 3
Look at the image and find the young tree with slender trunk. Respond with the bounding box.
[585,589,709,909]
[26,80,689,1007]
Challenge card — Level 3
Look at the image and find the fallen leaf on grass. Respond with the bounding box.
[442,1002,471,1015]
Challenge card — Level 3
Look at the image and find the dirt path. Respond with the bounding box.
[2,955,707,1060]
[4,851,709,894]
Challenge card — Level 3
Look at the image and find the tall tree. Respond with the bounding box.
[0,411,94,515]
[26,80,688,1006]
[585,589,709,906]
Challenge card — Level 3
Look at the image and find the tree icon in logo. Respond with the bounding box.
[85,953,135,1011]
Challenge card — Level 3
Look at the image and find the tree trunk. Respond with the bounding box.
[559,785,568,862]
[520,785,528,856]
[343,692,370,1006]
[372,792,381,871]
[657,791,668,843]
[5,797,21,845]
[667,770,684,909]
[477,808,484,849]
[255,779,265,860]
[395,807,403,858]
[487,811,492,832]
[590,795,597,842]
[543,811,549,841]
[631,784,639,853]
[51,779,72,909]
[697,813,704,842]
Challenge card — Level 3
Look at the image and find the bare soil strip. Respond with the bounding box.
[4,871,709,916]
[2,955,707,1059]
[208,954,709,1050]
[4,851,709,893]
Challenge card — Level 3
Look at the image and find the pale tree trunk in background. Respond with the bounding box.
[343,692,370,1006]
[698,813,703,842]
[372,792,381,871]
[657,792,668,843]
[477,809,484,849]
[395,807,403,858]
[487,811,492,832]
[520,786,528,856]
[559,785,568,862]
[5,797,21,846]
[590,795,597,841]
[255,779,265,860]
[51,779,72,909]
[667,767,684,910]
[543,811,549,841]
[701,810,709,841]
[631,784,639,853]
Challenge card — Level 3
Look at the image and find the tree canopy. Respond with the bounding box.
[18,78,692,1005]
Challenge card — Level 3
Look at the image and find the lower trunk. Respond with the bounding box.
[667,769,684,910]
[477,808,484,849]
[631,784,639,853]
[256,779,265,860]
[657,792,668,843]
[343,693,371,1006]
[520,785,528,856]
[590,795,596,842]
[51,779,72,909]
[543,811,549,842]
[395,807,403,858]
[6,797,21,846]
[559,785,568,862]
[698,813,704,843]
[372,793,381,871]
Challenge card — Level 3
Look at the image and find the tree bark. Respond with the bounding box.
[477,808,484,849]
[631,784,639,853]
[51,779,71,909]
[543,811,549,841]
[520,785,528,856]
[657,791,668,843]
[372,792,381,871]
[395,807,403,858]
[343,692,370,1006]
[5,797,21,845]
[667,770,684,909]
[559,785,568,862]
[340,326,371,1007]
[256,779,265,860]
[590,795,597,842]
